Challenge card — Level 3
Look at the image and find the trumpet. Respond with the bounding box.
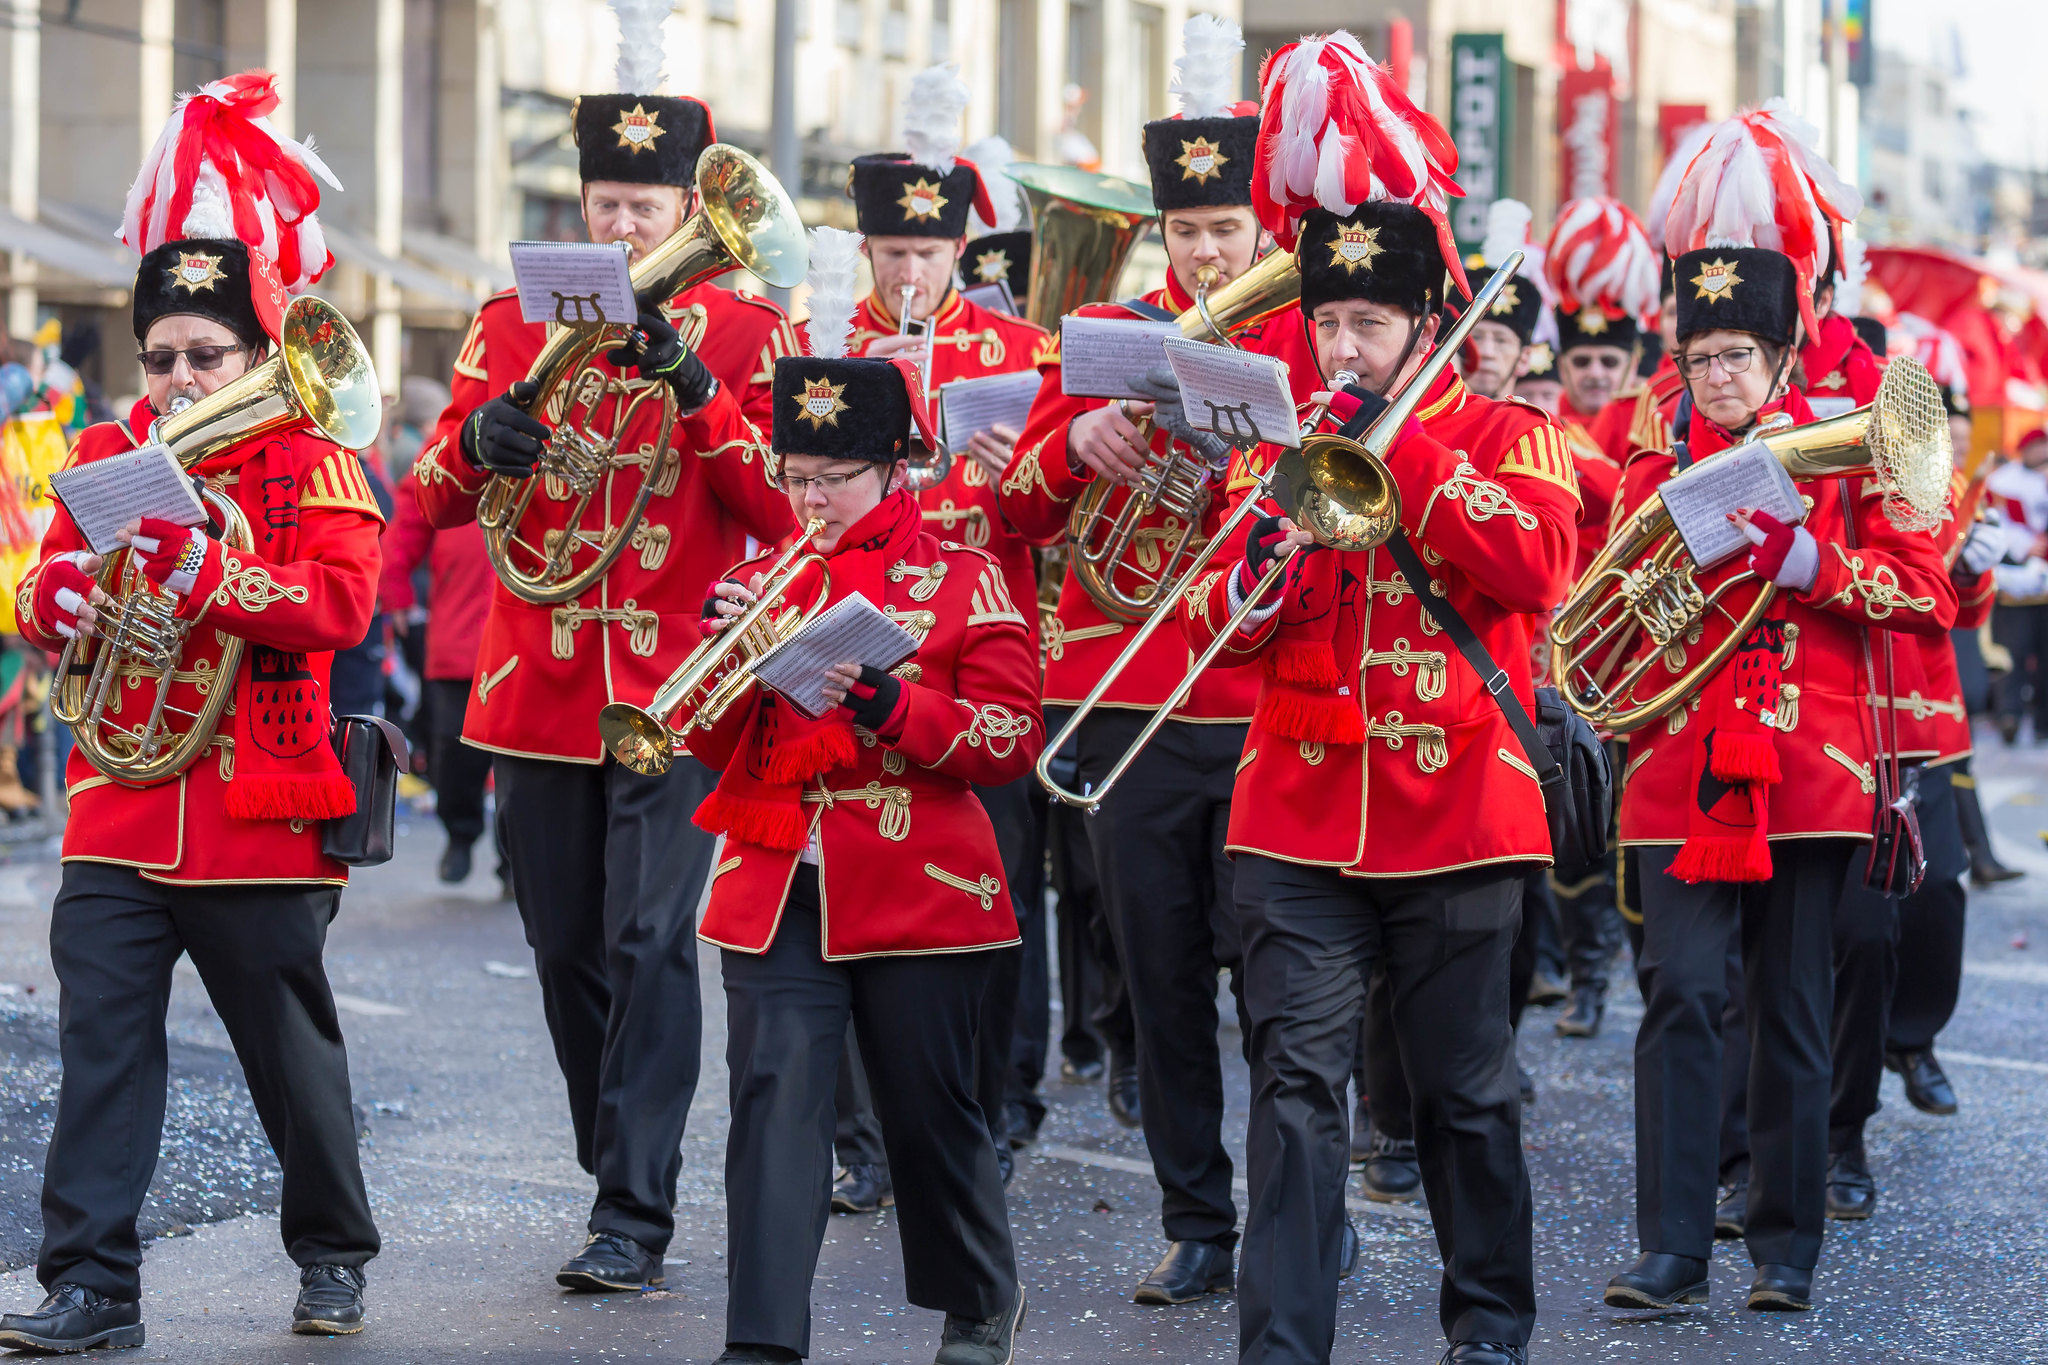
[598,519,832,775]
[1036,252,1526,808]
[892,283,955,493]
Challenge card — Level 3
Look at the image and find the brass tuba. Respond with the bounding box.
[1064,250,1300,621]
[1550,356,1954,734]
[53,296,381,785]
[1006,162,1157,331]
[598,519,833,776]
[479,144,808,604]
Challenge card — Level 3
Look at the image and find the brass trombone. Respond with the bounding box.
[598,519,832,775]
[1035,252,1526,808]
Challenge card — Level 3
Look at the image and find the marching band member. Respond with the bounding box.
[1604,105,1955,1316]
[694,229,1039,1365]
[0,74,381,1350]
[1181,33,1581,1364]
[413,3,797,1291]
[1453,200,1548,402]
[1002,13,1316,1306]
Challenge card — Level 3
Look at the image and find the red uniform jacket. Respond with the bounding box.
[1001,268,1320,720]
[1559,392,1623,582]
[379,474,492,680]
[848,288,1050,636]
[1178,369,1581,876]
[1883,471,1995,764]
[414,282,799,762]
[1615,388,1958,846]
[690,500,1045,959]
[17,403,383,884]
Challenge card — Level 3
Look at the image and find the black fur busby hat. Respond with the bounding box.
[1297,203,1444,321]
[1144,16,1256,213]
[1672,246,1800,347]
[850,154,987,240]
[1457,264,1543,345]
[1554,304,1642,355]
[771,357,913,463]
[965,230,1031,298]
[1851,315,1887,358]
[573,95,714,189]
[133,239,267,348]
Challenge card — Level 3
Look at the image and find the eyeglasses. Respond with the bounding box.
[775,467,878,496]
[136,344,247,376]
[1676,346,1759,380]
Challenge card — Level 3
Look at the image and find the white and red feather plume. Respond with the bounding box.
[121,70,340,296]
[1544,197,1660,329]
[1660,99,1863,339]
[1252,30,1466,295]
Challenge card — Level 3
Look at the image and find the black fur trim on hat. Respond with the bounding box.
[772,356,912,462]
[133,240,264,347]
[851,155,982,239]
[573,94,714,188]
[1297,203,1444,321]
[1941,382,1970,419]
[1659,253,1676,299]
[1453,265,1543,344]
[1554,304,1642,355]
[1636,331,1665,379]
[1672,247,1798,346]
[965,231,1031,298]
[1142,114,1258,211]
[1851,315,1887,358]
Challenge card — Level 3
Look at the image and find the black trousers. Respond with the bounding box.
[721,870,1015,1355]
[1634,840,1849,1269]
[1553,852,1623,993]
[1236,856,1535,1357]
[38,863,378,1300]
[1889,769,1970,1052]
[1048,796,1131,1068]
[494,751,716,1254]
[425,679,494,849]
[1992,601,2048,730]
[1075,710,1248,1248]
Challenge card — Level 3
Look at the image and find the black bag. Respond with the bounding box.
[321,714,409,868]
[1383,534,1612,882]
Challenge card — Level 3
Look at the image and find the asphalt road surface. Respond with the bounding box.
[2,740,2046,1363]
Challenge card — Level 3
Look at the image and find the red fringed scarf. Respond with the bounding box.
[176,415,356,821]
[1253,550,1366,743]
[694,490,924,853]
[1669,618,1787,882]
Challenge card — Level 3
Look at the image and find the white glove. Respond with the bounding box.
[1738,511,1819,591]
[1958,520,2004,575]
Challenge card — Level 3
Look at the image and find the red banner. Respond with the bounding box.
[1657,103,1709,163]
[1558,62,1618,201]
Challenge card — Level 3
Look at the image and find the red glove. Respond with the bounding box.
[32,553,99,640]
[840,665,909,739]
[127,517,213,596]
[1738,508,1819,590]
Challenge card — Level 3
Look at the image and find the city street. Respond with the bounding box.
[1,738,2045,1364]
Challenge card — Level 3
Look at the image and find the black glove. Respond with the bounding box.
[1128,365,1233,467]
[840,664,904,732]
[701,579,740,637]
[1243,513,1294,583]
[608,307,717,411]
[459,380,549,477]
[1334,381,1391,441]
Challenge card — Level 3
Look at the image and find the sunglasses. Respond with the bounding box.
[137,343,248,376]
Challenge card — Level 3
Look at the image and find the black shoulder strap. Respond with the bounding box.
[1380,531,1564,791]
[1115,298,1176,323]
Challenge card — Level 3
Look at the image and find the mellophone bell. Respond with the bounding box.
[0,73,386,1350]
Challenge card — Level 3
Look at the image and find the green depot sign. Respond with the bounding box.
[1449,32,1512,259]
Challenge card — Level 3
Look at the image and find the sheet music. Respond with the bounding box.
[1058,316,1182,399]
[1161,337,1302,451]
[942,370,1043,450]
[508,240,637,327]
[752,592,921,720]
[960,280,1017,315]
[49,444,208,555]
[1661,438,1807,568]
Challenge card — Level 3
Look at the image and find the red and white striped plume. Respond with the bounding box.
[1660,99,1863,339]
[1544,197,1660,329]
[1253,30,1467,295]
[121,70,341,295]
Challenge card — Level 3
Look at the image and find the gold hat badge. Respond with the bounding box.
[1176,137,1230,184]
[611,103,666,153]
[796,376,851,429]
[168,250,227,294]
[1329,224,1383,274]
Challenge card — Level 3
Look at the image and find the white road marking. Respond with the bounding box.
[1962,959,2048,986]
[1941,1050,2048,1076]
[1036,1143,1430,1223]
[331,992,409,1017]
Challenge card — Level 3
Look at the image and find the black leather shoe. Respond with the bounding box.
[1338,1219,1360,1279]
[1527,969,1568,1007]
[1825,1149,1877,1220]
[1886,1048,1959,1115]
[996,1144,1015,1188]
[1748,1262,1814,1311]
[1349,1091,1373,1167]
[831,1163,895,1213]
[438,840,473,884]
[292,1264,366,1335]
[1972,851,2024,886]
[1998,714,2021,746]
[0,1284,144,1352]
[1133,1239,1233,1305]
[556,1230,663,1292]
[714,1345,801,1364]
[1358,1128,1423,1203]
[1107,1054,1141,1129]
[1518,1065,1536,1106]
[1604,1252,1709,1309]
[936,1283,1024,1365]
[1439,1344,1526,1365]
[1005,1099,1043,1150]
[1556,984,1605,1037]
[1714,1179,1748,1239]
[1060,1056,1105,1082]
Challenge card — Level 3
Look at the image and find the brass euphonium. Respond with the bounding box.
[53,295,381,784]
[480,144,808,604]
[1550,355,1954,734]
[598,519,833,776]
[1064,250,1301,621]
[1006,162,1157,331]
